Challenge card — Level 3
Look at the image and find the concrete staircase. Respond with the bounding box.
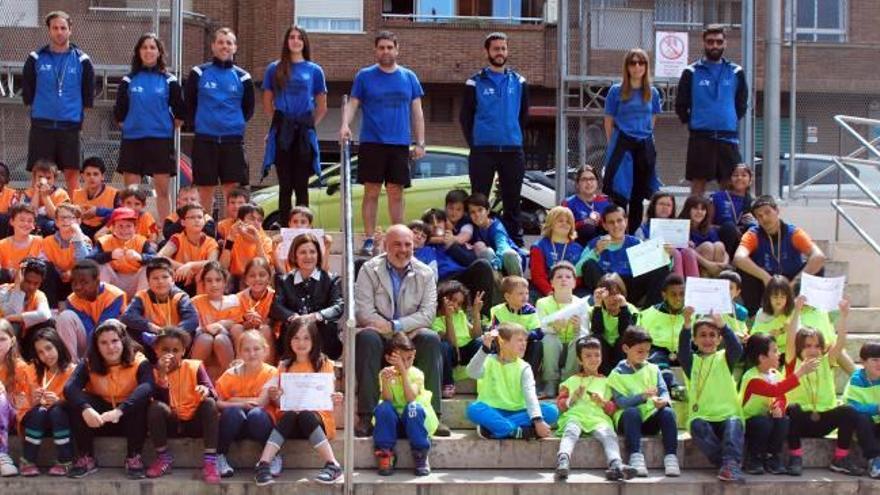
[4,225,880,494]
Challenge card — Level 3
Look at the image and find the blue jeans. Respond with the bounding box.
[217,406,274,454]
[440,339,482,386]
[618,406,678,456]
[690,417,744,466]
[466,401,559,439]
[373,401,430,451]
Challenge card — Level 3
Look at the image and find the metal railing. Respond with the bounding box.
[831,115,880,256]
[340,95,356,495]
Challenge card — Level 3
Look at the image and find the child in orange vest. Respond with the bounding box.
[88,207,156,298]
[0,320,28,476]
[71,157,119,240]
[190,261,244,372]
[237,257,276,363]
[0,204,43,282]
[0,258,51,359]
[20,160,69,236]
[39,202,92,307]
[64,319,153,479]
[145,327,220,483]
[157,203,219,295]
[216,187,250,242]
[0,162,18,239]
[219,203,273,291]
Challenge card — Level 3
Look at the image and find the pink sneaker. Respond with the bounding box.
[19,458,39,477]
[146,455,173,478]
[203,458,220,484]
[48,461,72,477]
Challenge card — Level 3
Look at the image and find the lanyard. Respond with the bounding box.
[692,353,717,412]
[551,241,569,265]
[725,191,743,224]
[766,227,783,271]
[52,51,72,97]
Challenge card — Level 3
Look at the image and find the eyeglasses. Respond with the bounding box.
[628,60,647,66]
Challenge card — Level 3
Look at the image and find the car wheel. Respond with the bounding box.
[520,201,547,235]
[263,211,281,231]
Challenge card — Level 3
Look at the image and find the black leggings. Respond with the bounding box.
[269,410,327,449]
[275,132,314,224]
[787,404,859,451]
[746,415,789,457]
[70,394,148,458]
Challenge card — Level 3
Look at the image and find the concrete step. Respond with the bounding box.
[8,433,862,471]
[0,468,867,495]
[843,308,880,333]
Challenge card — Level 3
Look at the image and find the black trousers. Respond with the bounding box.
[69,394,148,458]
[745,415,789,457]
[787,404,859,451]
[443,258,495,318]
[468,149,525,245]
[582,259,669,308]
[603,132,657,235]
[275,132,314,224]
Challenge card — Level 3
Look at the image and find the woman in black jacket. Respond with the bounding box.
[271,233,343,359]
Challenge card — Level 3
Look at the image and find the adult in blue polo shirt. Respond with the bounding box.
[113,33,185,223]
[340,31,426,257]
[675,24,748,197]
[459,32,529,247]
[261,25,327,226]
[603,48,662,234]
[22,10,95,193]
[733,195,826,315]
[185,27,255,218]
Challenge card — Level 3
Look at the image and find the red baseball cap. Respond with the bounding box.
[108,207,138,225]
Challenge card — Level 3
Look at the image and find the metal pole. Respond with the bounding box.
[341,95,356,495]
[554,0,569,204]
[741,0,755,171]
[788,0,797,198]
[170,0,182,207]
[762,0,782,197]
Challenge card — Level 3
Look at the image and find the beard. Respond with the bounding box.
[704,47,724,61]
[488,54,507,68]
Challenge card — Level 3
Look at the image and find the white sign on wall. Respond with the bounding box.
[655,31,689,79]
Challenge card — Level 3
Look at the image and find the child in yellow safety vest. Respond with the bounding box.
[465,322,558,440]
[678,309,745,482]
[555,336,635,481]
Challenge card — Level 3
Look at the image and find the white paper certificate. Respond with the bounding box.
[650,219,691,248]
[279,373,334,411]
[276,228,325,262]
[626,238,670,277]
[684,277,733,315]
[800,273,846,312]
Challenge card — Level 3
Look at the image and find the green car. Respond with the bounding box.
[252,146,473,231]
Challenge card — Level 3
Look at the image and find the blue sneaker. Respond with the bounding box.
[359,238,375,257]
[870,457,880,479]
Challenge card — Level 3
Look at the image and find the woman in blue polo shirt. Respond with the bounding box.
[603,48,662,234]
[262,25,328,226]
[114,33,185,223]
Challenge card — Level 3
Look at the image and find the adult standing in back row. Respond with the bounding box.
[459,32,529,247]
[186,27,255,218]
[675,25,748,197]
[340,31,426,257]
[22,10,95,193]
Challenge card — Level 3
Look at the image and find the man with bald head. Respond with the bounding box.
[353,225,449,437]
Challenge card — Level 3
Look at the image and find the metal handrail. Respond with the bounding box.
[790,135,880,196]
[831,114,880,256]
[340,95,356,495]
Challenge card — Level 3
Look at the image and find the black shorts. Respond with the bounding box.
[27,125,80,171]
[191,138,249,186]
[357,142,411,187]
[117,138,176,177]
[685,134,742,182]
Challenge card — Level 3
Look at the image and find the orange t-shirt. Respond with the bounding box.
[215,362,277,401]
[168,233,219,264]
[217,218,235,241]
[269,359,336,438]
[739,227,814,256]
[0,187,17,214]
[41,234,83,272]
[1,357,29,397]
[0,235,43,270]
[16,363,75,424]
[23,186,70,211]
[154,359,205,421]
[191,294,243,328]
[85,352,148,407]
[229,231,274,276]
[237,287,274,322]
[71,185,119,228]
[96,234,149,274]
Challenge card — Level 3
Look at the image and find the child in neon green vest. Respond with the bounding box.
[784,296,866,476]
[590,273,637,376]
[607,326,680,477]
[489,276,543,382]
[717,270,749,338]
[555,337,636,481]
[739,333,818,475]
[373,333,438,477]
[465,322,558,439]
[640,274,686,397]
[843,341,880,478]
[432,280,484,399]
[679,309,745,482]
[536,262,590,399]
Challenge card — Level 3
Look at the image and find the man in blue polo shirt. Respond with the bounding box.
[676,24,748,197]
[340,31,426,256]
[459,32,529,247]
[22,10,95,193]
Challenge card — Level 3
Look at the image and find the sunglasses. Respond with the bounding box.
[628,60,647,66]
[705,39,724,46]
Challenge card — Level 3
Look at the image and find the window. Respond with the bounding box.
[590,4,653,50]
[295,0,362,33]
[430,96,454,123]
[655,0,704,28]
[384,0,544,22]
[786,0,847,42]
[411,153,469,179]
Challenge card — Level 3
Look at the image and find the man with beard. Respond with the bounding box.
[340,31,426,257]
[676,25,748,196]
[459,32,529,247]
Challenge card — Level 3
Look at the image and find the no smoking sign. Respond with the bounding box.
[655,31,689,79]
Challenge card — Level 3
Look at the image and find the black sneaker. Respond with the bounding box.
[412,449,431,476]
[765,454,786,475]
[743,454,765,475]
[556,453,570,480]
[315,462,342,484]
[434,421,451,437]
[67,455,97,479]
[124,454,146,480]
[787,455,803,476]
[254,461,274,486]
[830,456,866,476]
[354,415,374,438]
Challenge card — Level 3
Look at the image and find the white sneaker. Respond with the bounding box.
[269,454,283,477]
[664,454,680,477]
[629,452,648,477]
[217,454,234,478]
[0,453,18,477]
